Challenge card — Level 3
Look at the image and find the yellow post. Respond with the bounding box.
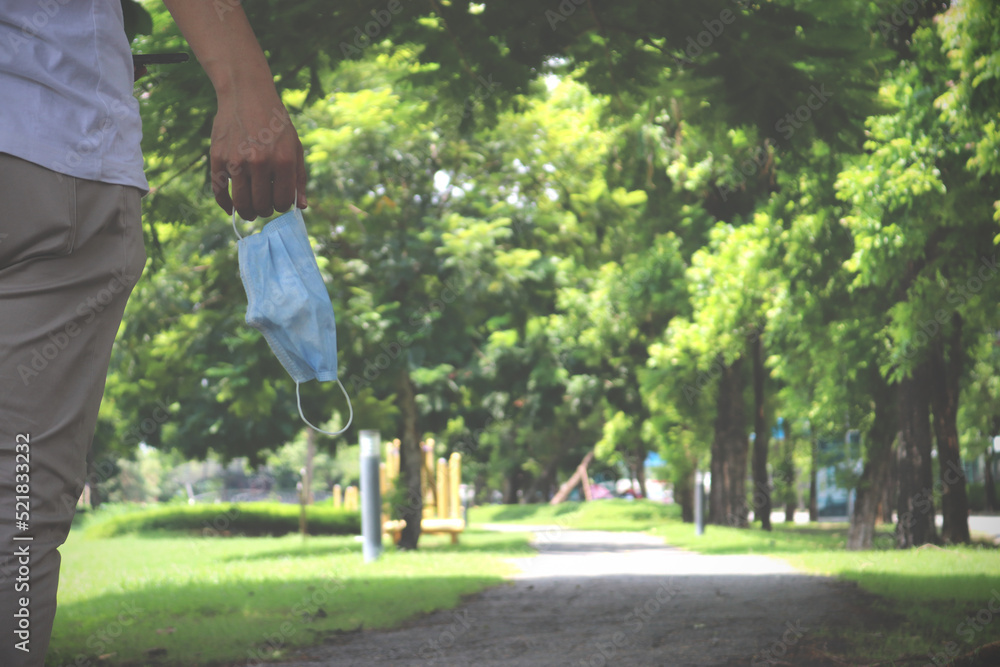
[345,486,359,511]
[436,457,449,519]
[332,484,342,509]
[449,452,462,520]
[422,439,436,517]
[379,462,387,497]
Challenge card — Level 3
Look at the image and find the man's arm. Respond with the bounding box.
[161,0,306,220]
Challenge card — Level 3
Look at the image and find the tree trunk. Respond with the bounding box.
[751,335,771,531]
[397,368,423,550]
[709,357,749,527]
[676,466,695,523]
[848,378,895,550]
[896,363,938,548]
[503,468,524,504]
[633,446,649,498]
[928,317,971,544]
[808,438,818,522]
[526,453,562,503]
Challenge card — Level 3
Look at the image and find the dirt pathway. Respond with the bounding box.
[261,526,882,666]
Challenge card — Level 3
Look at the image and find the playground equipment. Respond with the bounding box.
[381,438,465,544]
[550,450,595,504]
[332,483,359,511]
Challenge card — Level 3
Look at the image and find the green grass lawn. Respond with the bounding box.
[48,525,532,666]
[475,501,1000,663]
[472,498,681,530]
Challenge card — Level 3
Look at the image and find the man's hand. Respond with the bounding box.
[162,0,307,220]
[210,92,307,220]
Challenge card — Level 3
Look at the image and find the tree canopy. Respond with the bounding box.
[109,0,1000,549]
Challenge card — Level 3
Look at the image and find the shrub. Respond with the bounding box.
[85,502,360,538]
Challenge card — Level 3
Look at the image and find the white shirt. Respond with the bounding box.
[0,0,147,192]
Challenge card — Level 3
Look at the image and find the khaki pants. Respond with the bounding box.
[0,153,145,665]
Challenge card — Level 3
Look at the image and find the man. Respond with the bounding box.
[0,2,306,663]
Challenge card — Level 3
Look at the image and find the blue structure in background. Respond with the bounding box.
[815,430,862,519]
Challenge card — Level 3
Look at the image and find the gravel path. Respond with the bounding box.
[261,526,883,666]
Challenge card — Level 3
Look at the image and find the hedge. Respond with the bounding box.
[85,502,360,538]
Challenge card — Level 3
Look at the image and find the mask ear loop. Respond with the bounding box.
[232,208,243,240]
[295,379,354,436]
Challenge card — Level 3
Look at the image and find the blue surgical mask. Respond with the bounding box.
[234,207,353,435]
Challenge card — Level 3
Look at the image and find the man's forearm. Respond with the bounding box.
[160,0,307,218]
[161,0,276,104]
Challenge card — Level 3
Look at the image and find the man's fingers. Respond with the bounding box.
[211,157,234,216]
[209,109,305,219]
[250,162,274,219]
[231,170,256,221]
[295,140,308,209]
[272,162,296,214]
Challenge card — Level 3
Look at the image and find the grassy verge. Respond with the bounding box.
[476,502,1000,663]
[48,524,532,666]
[471,498,680,530]
[650,520,1000,661]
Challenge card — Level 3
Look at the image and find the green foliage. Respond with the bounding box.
[101,0,1000,546]
[120,0,152,43]
[84,502,360,538]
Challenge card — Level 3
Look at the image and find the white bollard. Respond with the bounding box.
[360,430,383,563]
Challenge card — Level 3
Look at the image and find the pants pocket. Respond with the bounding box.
[0,153,77,271]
